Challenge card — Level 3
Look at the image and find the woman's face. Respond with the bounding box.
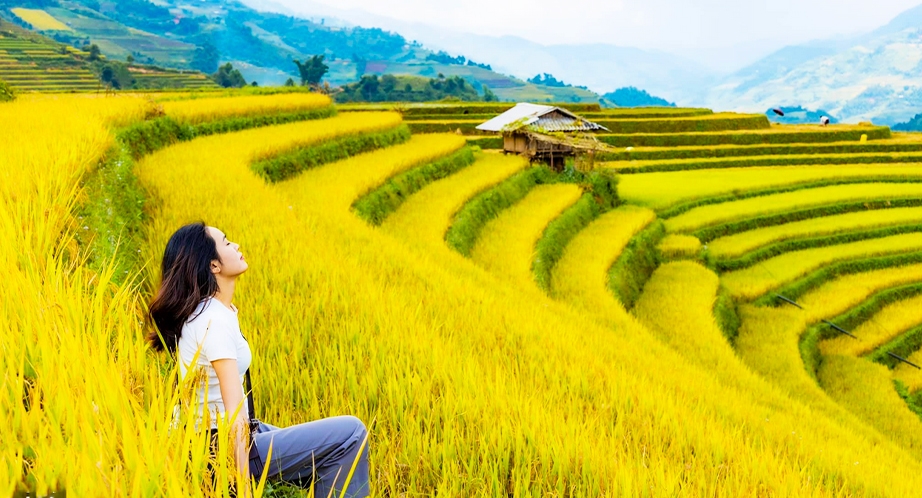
[207,226,248,277]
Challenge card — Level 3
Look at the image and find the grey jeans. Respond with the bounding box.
[248,415,370,498]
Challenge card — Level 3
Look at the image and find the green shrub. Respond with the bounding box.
[354,147,477,225]
[608,220,666,309]
[252,125,411,183]
[0,79,15,102]
[446,166,556,256]
[714,287,741,343]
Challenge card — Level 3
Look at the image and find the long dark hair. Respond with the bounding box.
[146,222,221,353]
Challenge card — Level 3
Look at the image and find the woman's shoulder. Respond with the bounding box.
[183,298,235,335]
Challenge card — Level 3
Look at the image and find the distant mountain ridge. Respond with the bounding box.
[0,0,608,103]
[701,3,922,125]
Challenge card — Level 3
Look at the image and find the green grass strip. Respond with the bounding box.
[75,145,146,285]
[597,126,890,148]
[607,220,665,310]
[608,151,922,173]
[711,224,922,272]
[446,166,556,257]
[714,286,741,344]
[465,137,502,149]
[251,125,411,183]
[868,325,922,368]
[598,140,922,162]
[593,114,769,134]
[661,177,922,220]
[533,168,620,292]
[800,283,922,380]
[118,106,337,159]
[694,198,922,243]
[353,147,477,226]
[893,379,922,422]
[756,253,922,307]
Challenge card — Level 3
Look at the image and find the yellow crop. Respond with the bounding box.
[657,234,701,259]
[619,164,922,210]
[709,207,922,258]
[820,294,922,356]
[819,355,922,456]
[797,263,922,323]
[381,152,529,246]
[666,182,922,233]
[276,133,466,213]
[632,261,744,373]
[722,233,922,300]
[159,93,332,125]
[0,96,157,494]
[735,306,826,403]
[11,8,71,30]
[138,124,922,494]
[470,183,582,289]
[13,94,922,496]
[550,205,655,311]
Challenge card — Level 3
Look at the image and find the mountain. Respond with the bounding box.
[701,3,922,125]
[0,0,607,103]
[240,0,717,105]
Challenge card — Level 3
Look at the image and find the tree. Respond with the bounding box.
[212,63,247,88]
[293,55,329,88]
[191,42,220,74]
[482,85,498,102]
[126,54,135,65]
[98,63,134,91]
[0,79,15,102]
[284,78,295,87]
[87,44,101,62]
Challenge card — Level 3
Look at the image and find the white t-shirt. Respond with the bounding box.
[172,297,252,431]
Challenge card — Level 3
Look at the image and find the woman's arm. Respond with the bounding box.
[213,358,252,495]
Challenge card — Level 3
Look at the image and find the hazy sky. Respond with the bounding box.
[268,0,922,69]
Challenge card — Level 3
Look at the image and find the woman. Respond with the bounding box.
[146,222,370,497]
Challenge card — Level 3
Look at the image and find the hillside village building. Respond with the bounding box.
[476,103,608,170]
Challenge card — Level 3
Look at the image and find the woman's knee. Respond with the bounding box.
[340,415,368,443]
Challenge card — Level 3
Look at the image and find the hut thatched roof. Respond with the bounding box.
[476,103,609,133]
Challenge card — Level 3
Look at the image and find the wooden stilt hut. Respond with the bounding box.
[476,103,609,170]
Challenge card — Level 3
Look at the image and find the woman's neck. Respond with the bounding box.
[213,276,236,310]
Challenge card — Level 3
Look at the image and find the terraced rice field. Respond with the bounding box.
[0,32,218,92]
[0,36,99,92]
[9,91,922,497]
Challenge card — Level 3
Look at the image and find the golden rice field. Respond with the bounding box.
[8,89,922,497]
